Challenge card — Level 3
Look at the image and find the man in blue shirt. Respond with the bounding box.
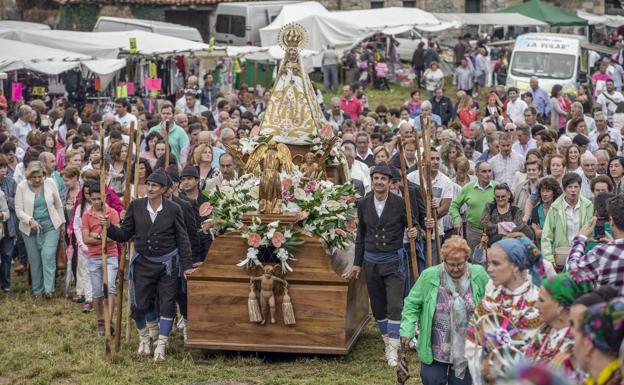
[529,76,552,122]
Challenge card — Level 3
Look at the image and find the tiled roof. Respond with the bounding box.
[53,0,253,5]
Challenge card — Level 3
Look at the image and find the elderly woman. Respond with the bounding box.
[572,298,624,385]
[465,237,543,385]
[15,161,65,298]
[482,184,524,246]
[400,236,489,385]
[525,272,592,377]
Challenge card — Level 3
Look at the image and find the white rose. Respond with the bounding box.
[326,200,341,211]
[293,187,307,201]
[249,186,260,199]
[220,186,234,196]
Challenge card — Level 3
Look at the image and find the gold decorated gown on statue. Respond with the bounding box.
[260,54,324,144]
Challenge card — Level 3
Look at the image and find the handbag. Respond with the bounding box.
[56,227,67,270]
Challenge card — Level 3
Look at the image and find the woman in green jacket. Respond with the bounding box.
[400,236,490,385]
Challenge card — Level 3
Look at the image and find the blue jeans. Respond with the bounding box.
[421,360,472,385]
[0,236,15,289]
[87,257,118,298]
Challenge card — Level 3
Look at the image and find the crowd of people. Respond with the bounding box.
[0,35,623,383]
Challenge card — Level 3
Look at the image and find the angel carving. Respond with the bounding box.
[245,141,295,214]
[223,143,248,171]
[249,265,290,325]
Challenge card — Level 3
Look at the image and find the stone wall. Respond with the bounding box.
[317,0,606,14]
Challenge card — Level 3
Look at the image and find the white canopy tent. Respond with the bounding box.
[0,20,50,30]
[0,29,210,59]
[0,38,126,76]
[260,3,441,52]
[577,10,624,28]
[431,13,549,28]
[224,45,317,61]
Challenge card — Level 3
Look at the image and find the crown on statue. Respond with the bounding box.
[278,23,308,51]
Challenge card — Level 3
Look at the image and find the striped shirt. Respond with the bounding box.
[490,152,525,187]
[566,235,624,295]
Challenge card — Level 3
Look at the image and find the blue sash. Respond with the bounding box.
[128,248,180,307]
[363,248,406,273]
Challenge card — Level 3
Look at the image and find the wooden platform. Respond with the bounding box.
[186,228,369,355]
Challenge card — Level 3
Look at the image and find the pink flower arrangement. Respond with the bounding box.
[304,180,317,193]
[281,177,293,191]
[320,124,335,139]
[282,191,295,202]
[272,232,286,248]
[329,149,337,157]
[345,218,357,232]
[248,233,262,248]
[295,211,309,221]
[199,202,213,217]
[336,228,347,237]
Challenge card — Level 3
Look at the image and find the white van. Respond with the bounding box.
[94,16,203,42]
[214,1,300,46]
[506,33,588,94]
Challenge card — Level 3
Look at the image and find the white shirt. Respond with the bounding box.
[596,91,624,123]
[407,170,454,236]
[11,119,30,151]
[374,196,387,217]
[146,200,163,223]
[512,138,537,158]
[564,198,581,244]
[181,102,209,116]
[350,159,371,194]
[589,126,622,153]
[505,98,528,124]
[115,113,138,130]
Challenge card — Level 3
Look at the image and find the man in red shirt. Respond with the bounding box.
[341,84,363,123]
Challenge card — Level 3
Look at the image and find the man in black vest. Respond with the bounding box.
[342,162,418,368]
[103,168,191,362]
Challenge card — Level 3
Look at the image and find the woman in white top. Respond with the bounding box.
[424,61,445,99]
[15,161,65,298]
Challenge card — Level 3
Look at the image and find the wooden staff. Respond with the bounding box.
[113,123,134,352]
[413,116,426,198]
[126,122,141,343]
[421,116,434,267]
[396,135,419,282]
[163,120,170,168]
[99,125,112,357]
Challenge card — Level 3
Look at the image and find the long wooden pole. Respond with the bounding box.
[126,122,142,343]
[114,122,134,352]
[99,125,112,358]
[422,117,433,267]
[163,120,170,168]
[396,135,419,282]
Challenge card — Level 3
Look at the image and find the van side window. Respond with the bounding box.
[216,15,246,38]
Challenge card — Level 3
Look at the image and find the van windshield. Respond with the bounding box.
[215,15,246,38]
[510,51,575,80]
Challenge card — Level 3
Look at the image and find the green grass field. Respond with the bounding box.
[0,275,419,385]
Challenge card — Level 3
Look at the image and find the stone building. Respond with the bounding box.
[14,0,619,38]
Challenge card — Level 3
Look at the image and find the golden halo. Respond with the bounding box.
[278,23,308,51]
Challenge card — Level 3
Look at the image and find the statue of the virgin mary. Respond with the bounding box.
[259,23,325,144]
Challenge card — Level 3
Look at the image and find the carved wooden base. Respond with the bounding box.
[186,223,370,355]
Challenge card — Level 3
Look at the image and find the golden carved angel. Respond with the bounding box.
[245,141,294,214]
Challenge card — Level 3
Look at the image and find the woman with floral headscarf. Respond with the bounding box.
[571,298,624,385]
[465,237,544,385]
[525,272,593,380]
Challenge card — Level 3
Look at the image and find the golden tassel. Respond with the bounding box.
[282,288,296,325]
[248,286,262,323]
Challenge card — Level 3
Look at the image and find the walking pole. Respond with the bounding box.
[126,122,141,343]
[396,135,419,282]
[99,125,113,358]
[163,120,170,168]
[413,117,426,198]
[421,117,434,267]
[114,122,134,352]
